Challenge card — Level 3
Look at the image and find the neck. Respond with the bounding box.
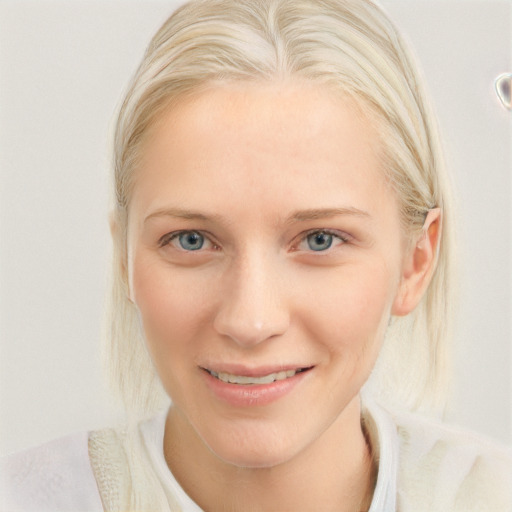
[164,396,376,512]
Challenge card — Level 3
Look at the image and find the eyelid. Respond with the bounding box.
[293,228,350,251]
[158,230,217,251]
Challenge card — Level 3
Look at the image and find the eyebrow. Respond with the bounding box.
[287,207,371,223]
[145,206,371,225]
[144,208,222,224]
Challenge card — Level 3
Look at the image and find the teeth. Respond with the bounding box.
[211,369,298,385]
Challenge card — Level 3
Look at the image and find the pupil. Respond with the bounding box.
[180,232,204,250]
[308,232,332,251]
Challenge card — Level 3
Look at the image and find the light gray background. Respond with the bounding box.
[0,0,511,455]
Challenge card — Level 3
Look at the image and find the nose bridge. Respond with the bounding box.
[213,246,289,347]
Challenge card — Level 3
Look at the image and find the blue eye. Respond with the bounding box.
[177,231,205,251]
[306,231,333,251]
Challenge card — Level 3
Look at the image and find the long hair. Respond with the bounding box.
[107,0,455,417]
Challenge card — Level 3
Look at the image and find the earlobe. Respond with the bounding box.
[392,208,442,316]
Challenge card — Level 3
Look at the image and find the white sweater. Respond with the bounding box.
[2,402,511,512]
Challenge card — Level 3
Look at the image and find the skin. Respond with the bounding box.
[123,82,440,512]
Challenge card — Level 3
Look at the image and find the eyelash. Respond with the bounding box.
[295,229,350,252]
[158,230,218,251]
[158,229,350,253]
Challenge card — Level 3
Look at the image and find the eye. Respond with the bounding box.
[160,230,214,251]
[296,230,348,252]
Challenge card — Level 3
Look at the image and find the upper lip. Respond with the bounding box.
[199,364,313,377]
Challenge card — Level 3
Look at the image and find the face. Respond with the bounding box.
[126,82,412,468]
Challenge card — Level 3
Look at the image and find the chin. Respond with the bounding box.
[214,446,295,470]
[201,422,300,469]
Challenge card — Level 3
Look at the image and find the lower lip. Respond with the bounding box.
[201,369,311,407]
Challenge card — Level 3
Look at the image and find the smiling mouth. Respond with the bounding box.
[205,367,312,385]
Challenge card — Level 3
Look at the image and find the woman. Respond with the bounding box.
[2,0,511,511]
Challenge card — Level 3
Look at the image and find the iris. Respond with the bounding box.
[307,232,333,251]
[178,231,204,251]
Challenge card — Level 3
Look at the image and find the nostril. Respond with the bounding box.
[213,309,290,347]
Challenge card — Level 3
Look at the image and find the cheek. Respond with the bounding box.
[295,262,397,356]
[131,253,216,361]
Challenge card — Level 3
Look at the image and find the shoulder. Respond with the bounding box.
[0,432,103,512]
[393,410,512,512]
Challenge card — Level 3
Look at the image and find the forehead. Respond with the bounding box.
[131,81,395,224]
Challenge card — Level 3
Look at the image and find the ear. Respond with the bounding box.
[392,208,442,316]
[109,209,133,302]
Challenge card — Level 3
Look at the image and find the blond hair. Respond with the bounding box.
[108,0,455,417]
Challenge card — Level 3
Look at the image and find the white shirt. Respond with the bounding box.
[137,402,398,511]
[2,401,511,511]
[0,431,103,512]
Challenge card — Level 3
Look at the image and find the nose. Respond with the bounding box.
[213,253,290,348]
